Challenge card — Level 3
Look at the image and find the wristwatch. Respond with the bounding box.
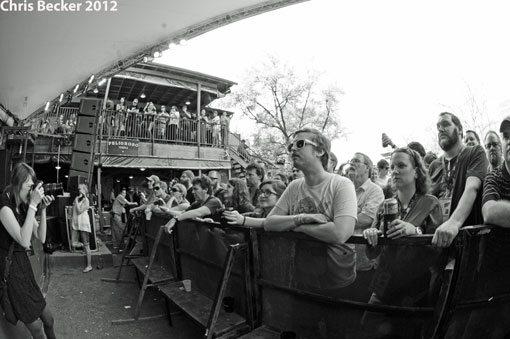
[415,227,423,235]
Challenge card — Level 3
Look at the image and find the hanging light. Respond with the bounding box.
[185,101,191,105]
[98,78,106,86]
[140,168,146,172]
[168,42,177,50]
[93,88,99,94]
[153,50,162,58]
[44,101,50,111]
[140,93,146,99]
[88,74,95,83]
[129,176,133,179]
[73,84,80,93]
[59,93,64,102]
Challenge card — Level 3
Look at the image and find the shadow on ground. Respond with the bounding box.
[46,261,203,339]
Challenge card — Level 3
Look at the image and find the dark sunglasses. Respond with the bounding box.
[287,139,318,152]
[485,142,500,149]
[153,187,161,191]
[171,188,180,193]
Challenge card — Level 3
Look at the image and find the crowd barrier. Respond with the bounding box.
[134,216,510,338]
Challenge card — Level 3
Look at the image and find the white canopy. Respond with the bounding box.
[0,0,306,120]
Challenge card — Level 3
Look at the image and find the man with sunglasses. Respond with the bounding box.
[375,159,390,188]
[484,130,502,172]
[265,127,357,296]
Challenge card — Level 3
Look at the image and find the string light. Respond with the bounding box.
[168,42,177,50]
[88,74,95,83]
[59,93,64,102]
[98,78,106,86]
[140,93,146,99]
[179,39,187,45]
[153,50,162,58]
[44,101,50,111]
[73,84,79,93]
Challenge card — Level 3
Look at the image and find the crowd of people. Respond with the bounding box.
[110,112,510,338]
[4,111,510,338]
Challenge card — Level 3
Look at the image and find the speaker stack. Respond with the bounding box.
[68,98,101,196]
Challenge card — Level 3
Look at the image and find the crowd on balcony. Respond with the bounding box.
[27,98,232,147]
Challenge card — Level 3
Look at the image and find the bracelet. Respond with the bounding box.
[28,204,38,213]
[242,216,246,226]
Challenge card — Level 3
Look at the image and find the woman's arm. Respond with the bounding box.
[75,197,89,215]
[33,195,54,242]
[0,206,38,248]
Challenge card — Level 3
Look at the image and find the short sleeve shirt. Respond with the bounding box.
[112,194,128,215]
[480,164,510,281]
[187,195,223,221]
[428,145,488,226]
[270,173,358,290]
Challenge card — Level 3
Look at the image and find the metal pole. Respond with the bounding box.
[196,83,201,175]
[97,78,111,231]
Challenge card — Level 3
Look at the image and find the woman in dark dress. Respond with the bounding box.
[0,162,56,338]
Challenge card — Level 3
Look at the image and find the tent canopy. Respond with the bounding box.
[0,0,307,120]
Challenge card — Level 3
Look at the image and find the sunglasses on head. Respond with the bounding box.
[287,139,318,152]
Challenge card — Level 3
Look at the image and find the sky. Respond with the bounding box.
[157,0,510,164]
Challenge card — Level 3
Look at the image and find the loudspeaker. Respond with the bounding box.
[73,133,94,153]
[68,173,88,193]
[75,116,97,135]
[71,151,92,173]
[79,98,102,117]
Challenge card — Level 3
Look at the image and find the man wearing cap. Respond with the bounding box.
[483,130,503,172]
[130,174,160,214]
[180,170,195,204]
[428,112,488,248]
[461,118,510,338]
[265,127,357,297]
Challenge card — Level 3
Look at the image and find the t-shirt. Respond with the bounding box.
[187,195,223,222]
[270,173,358,290]
[428,145,488,226]
[355,179,385,271]
[480,164,510,291]
[112,194,128,215]
[186,187,195,205]
[369,194,443,305]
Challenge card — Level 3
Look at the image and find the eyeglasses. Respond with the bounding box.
[171,188,180,193]
[153,187,160,191]
[348,158,368,166]
[209,177,219,180]
[287,139,318,152]
[485,142,500,149]
[260,189,279,197]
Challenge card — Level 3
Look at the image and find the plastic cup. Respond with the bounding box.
[182,279,191,292]
[145,210,152,221]
[222,296,235,313]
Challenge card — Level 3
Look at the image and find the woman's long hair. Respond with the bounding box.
[4,162,37,215]
[392,148,430,195]
[226,178,251,210]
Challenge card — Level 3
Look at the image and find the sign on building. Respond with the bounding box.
[107,139,139,156]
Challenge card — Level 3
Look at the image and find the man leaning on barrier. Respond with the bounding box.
[265,127,358,297]
[460,117,510,339]
[163,175,223,234]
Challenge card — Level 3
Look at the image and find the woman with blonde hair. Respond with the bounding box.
[72,184,92,273]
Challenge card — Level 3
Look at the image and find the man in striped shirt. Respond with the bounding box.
[461,117,510,338]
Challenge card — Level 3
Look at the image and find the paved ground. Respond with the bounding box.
[46,256,203,339]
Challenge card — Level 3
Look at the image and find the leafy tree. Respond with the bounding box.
[225,56,344,162]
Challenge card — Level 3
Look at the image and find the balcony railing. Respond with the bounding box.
[28,107,231,148]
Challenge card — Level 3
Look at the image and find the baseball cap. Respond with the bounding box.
[500,117,510,132]
[146,175,160,183]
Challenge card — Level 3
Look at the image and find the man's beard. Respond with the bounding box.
[489,152,501,167]
[439,130,459,151]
